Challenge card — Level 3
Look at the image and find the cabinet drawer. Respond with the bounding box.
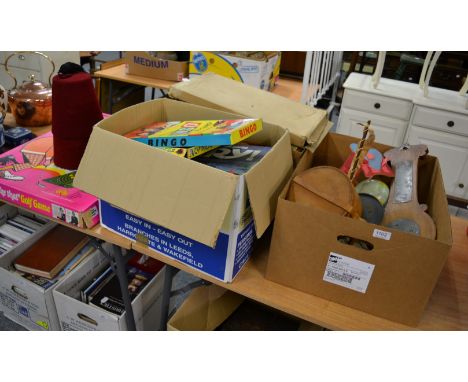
[337,108,408,147]
[406,124,468,197]
[412,106,468,137]
[342,89,413,121]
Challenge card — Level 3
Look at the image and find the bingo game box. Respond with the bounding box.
[0,132,99,228]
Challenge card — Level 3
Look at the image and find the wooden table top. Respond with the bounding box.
[93,64,176,90]
[93,63,303,96]
[134,215,468,330]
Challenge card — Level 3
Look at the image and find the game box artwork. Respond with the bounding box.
[0,132,99,228]
[124,118,262,148]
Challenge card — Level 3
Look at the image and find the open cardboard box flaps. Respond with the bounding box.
[169,73,329,149]
[74,98,293,248]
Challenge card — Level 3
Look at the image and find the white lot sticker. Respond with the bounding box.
[373,228,392,241]
[323,252,375,293]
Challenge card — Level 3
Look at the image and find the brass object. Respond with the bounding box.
[5,51,55,127]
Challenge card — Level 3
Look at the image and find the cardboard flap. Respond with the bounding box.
[167,285,244,330]
[169,73,328,148]
[74,128,238,247]
[245,130,293,238]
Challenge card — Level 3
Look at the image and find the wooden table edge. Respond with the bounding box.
[93,64,176,90]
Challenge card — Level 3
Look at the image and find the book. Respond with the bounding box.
[6,219,36,235]
[16,272,57,290]
[195,145,271,175]
[16,243,94,290]
[127,253,165,275]
[11,215,45,231]
[124,118,262,148]
[14,225,89,279]
[89,266,154,315]
[81,266,114,303]
[0,223,31,242]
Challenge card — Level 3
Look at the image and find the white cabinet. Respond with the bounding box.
[0,51,80,90]
[338,73,468,198]
[337,73,420,147]
[406,125,468,198]
[338,107,408,146]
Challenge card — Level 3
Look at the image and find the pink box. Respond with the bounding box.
[0,132,99,228]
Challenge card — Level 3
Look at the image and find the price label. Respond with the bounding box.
[323,252,375,293]
[373,228,392,241]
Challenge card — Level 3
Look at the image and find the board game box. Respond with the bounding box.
[0,132,99,228]
[124,118,262,148]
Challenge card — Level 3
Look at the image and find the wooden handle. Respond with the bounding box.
[348,121,375,183]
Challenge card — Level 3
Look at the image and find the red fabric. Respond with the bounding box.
[52,72,103,170]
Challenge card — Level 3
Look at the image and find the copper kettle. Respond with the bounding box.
[5,51,55,127]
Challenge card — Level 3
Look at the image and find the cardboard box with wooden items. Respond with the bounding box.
[125,51,189,82]
[74,98,293,282]
[266,131,453,326]
[167,284,324,331]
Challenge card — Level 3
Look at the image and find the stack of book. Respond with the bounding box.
[124,119,271,174]
[80,253,164,315]
[13,225,92,290]
[0,214,49,257]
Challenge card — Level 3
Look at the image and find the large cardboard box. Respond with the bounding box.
[98,173,254,282]
[169,73,329,149]
[53,253,165,331]
[125,51,188,82]
[189,51,281,91]
[266,133,453,326]
[74,99,293,281]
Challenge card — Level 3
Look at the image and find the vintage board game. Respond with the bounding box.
[0,132,99,228]
[124,118,262,148]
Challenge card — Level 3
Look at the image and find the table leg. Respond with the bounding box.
[108,80,114,114]
[90,240,137,331]
[110,244,137,331]
[159,265,178,330]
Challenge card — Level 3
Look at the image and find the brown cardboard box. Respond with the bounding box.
[169,73,329,149]
[167,284,324,331]
[74,98,292,249]
[266,133,453,326]
[125,51,188,82]
[167,285,244,331]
